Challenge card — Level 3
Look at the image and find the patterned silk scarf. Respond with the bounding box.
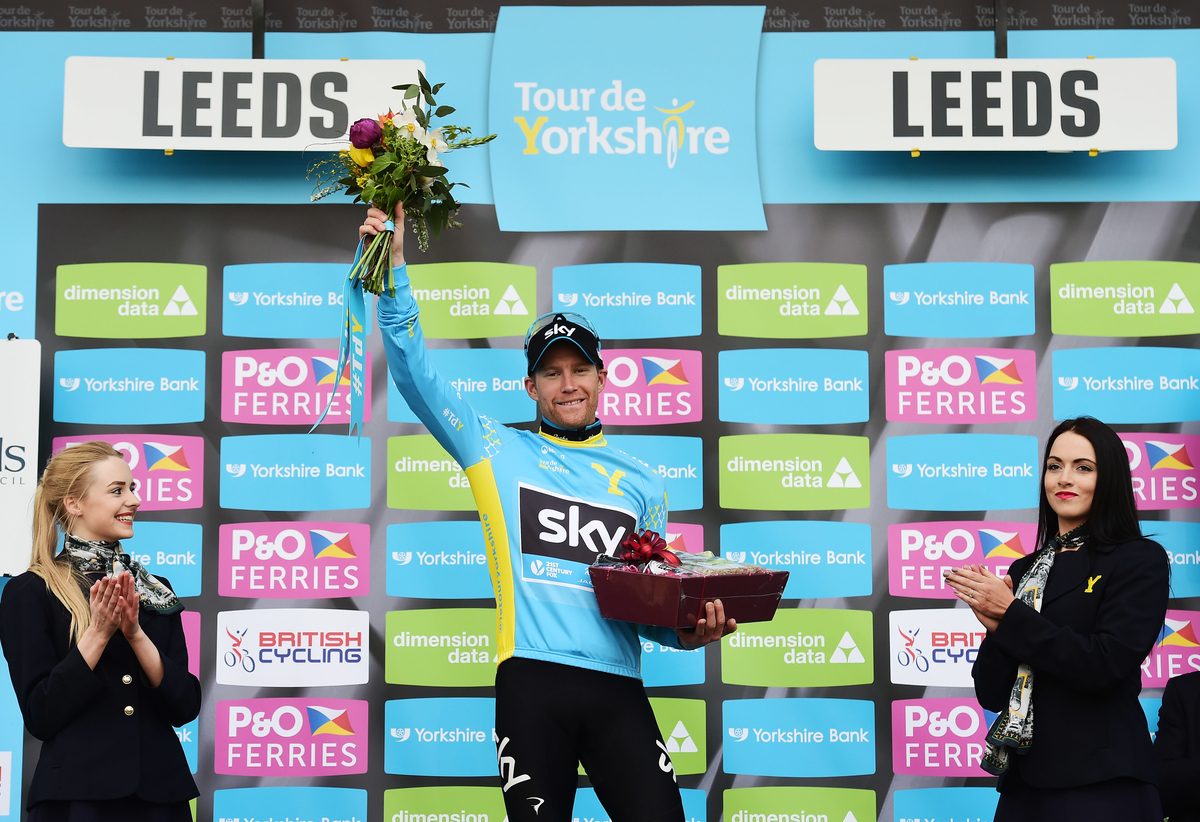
[61,534,183,616]
[980,524,1087,775]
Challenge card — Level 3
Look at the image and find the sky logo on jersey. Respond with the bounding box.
[489,6,765,232]
[890,609,985,687]
[1053,347,1200,423]
[887,434,1039,511]
[723,698,874,777]
[121,522,202,597]
[641,640,705,688]
[719,434,870,511]
[54,348,205,424]
[216,698,367,776]
[384,787,505,822]
[719,348,869,425]
[724,787,876,822]
[518,483,637,590]
[55,263,207,338]
[893,698,990,776]
[216,609,367,687]
[723,609,873,688]
[387,609,496,686]
[648,697,706,775]
[221,349,373,426]
[1150,521,1200,598]
[718,263,868,339]
[892,787,999,822]
[52,434,203,510]
[721,521,870,599]
[1143,610,1200,687]
[885,262,1035,338]
[218,522,368,598]
[220,435,370,511]
[553,263,701,339]
[388,348,534,424]
[223,263,374,339]
[215,787,366,822]
[385,698,495,776]
[388,435,475,511]
[407,262,536,338]
[577,787,706,822]
[885,348,1036,424]
[1123,434,1200,510]
[387,522,492,599]
[600,349,702,425]
[888,521,1036,599]
[1051,261,1200,336]
[607,435,703,510]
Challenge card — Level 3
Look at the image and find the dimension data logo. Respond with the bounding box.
[885,348,1037,424]
[388,435,475,511]
[1051,261,1200,336]
[1054,347,1200,424]
[223,263,374,339]
[719,434,870,511]
[884,262,1035,338]
[892,698,991,777]
[216,609,367,687]
[384,787,505,822]
[389,348,534,425]
[387,522,491,599]
[724,787,877,822]
[886,434,1040,511]
[53,434,203,510]
[719,348,868,425]
[721,521,871,599]
[215,698,368,776]
[1123,433,1200,510]
[221,348,373,426]
[385,698,496,776]
[407,262,536,338]
[722,609,873,688]
[219,435,370,511]
[553,263,701,338]
[1142,609,1200,687]
[723,698,875,777]
[718,263,868,339]
[607,435,704,510]
[387,609,496,686]
[54,348,205,425]
[218,522,368,598]
[890,609,985,687]
[56,263,206,338]
[214,787,367,822]
[893,787,1000,822]
[489,5,766,231]
[648,697,707,775]
[600,349,702,425]
[889,521,1036,599]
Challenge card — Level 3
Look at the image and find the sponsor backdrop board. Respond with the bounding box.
[27,198,1200,822]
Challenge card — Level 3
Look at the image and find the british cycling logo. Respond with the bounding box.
[892,698,990,776]
[218,522,367,598]
[53,434,203,510]
[601,349,702,424]
[216,609,368,687]
[888,521,1035,599]
[890,609,985,687]
[221,348,373,425]
[1124,433,1200,510]
[217,698,367,776]
[885,348,1036,423]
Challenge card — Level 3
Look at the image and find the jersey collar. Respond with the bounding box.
[539,418,606,448]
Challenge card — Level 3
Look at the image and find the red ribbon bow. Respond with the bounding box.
[617,529,681,566]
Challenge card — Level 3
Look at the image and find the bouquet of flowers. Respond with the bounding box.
[307,71,496,296]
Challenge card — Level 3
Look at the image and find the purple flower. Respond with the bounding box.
[349,118,382,148]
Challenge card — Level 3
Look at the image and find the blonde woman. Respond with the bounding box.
[0,441,199,822]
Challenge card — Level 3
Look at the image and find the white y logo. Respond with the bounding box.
[59,378,80,391]
[557,293,579,307]
[724,377,745,391]
[728,727,749,742]
[892,464,913,478]
[725,551,747,562]
[1058,377,1079,391]
[390,728,410,741]
[392,551,412,566]
[225,463,246,478]
[228,292,250,306]
[889,291,911,305]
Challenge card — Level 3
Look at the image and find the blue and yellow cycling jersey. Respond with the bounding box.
[379,264,685,679]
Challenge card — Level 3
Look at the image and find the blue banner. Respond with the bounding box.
[386,521,493,600]
[720,521,872,599]
[54,348,205,425]
[223,263,374,339]
[1054,347,1200,423]
[718,348,869,425]
[388,348,534,424]
[553,264,702,339]
[384,698,496,776]
[213,786,367,822]
[219,435,371,511]
[887,434,1040,511]
[892,787,999,822]
[641,642,705,688]
[121,522,203,597]
[723,698,875,777]
[606,435,703,510]
[884,263,1035,338]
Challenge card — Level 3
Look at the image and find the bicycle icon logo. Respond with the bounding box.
[223,627,256,673]
[896,626,929,672]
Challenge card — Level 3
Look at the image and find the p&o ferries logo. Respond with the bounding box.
[53,434,203,510]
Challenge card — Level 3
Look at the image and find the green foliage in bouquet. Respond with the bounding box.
[308,71,496,295]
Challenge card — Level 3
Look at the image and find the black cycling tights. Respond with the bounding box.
[494,657,686,822]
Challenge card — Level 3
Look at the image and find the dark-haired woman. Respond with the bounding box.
[946,417,1169,822]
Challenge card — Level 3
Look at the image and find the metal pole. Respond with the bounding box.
[252,0,265,59]
[994,0,1009,58]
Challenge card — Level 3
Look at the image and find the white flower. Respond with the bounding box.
[423,127,449,153]
[393,107,426,143]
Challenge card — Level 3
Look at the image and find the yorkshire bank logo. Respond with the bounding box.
[886,434,1040,511]
[384,698,497,776]
[889,609,985,687]
[885,348,1037,424]
[888,521,1036,599]
[884,262,1036,338]
[489,5,766,232]
[56,262,206,338]
[386,609,497,687]
[607,435,704,511]
[892,698,991,777]
[1051,261,1200,336]
[723,698,875,777]
[215,787,367,822]
[217,522,368,598]
[221,348,374,426]
[720,521,871,599]
[215,698,368,776]
[389,348,534,425]
[52,434,203,511]
[216,609,368,687]
[1053,347,1200,423]
[717,263,868,339]
[223,263,375,339]
[384,787,506,822]
[894,787,1001,822]
[1123,433,1200,510]
[721,609,873,687]
[719,348,869,425]
[719,434,870,511]
[387,522,492,599]
[54,348,205,425]
[553,263,702,339]
[641,634,705,688]
[406,262,536,338]
[1143,609,1200,687]
[219,435,371,512]
[724,787,877,822]
[1153,521,1200,599]
[601,349,702,425]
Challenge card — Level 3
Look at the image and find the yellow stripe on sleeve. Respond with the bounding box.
[466,459,517,665]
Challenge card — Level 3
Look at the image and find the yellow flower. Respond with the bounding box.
[348,146,375,167]
[356,175,371,187]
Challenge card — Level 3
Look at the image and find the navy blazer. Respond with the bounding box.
[1154,670,1200,821]
[972,537,1169,790]
[0,572,201,808]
